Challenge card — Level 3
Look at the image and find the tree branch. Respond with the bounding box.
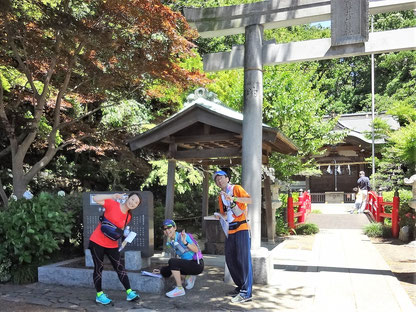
[0,176,8,209]
[0,133,26,159]
[0,72,12,136]
[6,27,39,99]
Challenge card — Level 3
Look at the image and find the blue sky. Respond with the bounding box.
[310,20,331,28]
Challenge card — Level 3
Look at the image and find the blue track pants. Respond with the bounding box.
[225,230,253,298]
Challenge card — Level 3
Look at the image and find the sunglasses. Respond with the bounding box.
[163,226,173,230]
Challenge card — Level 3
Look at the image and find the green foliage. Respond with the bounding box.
[142,160,209,194]
[387,101,416,125]
[206,69,245,110]
[153,201,166,249]
[0,192,73,283]
[275,206,290,236]
[295,223,319,235]
[62,193,84,250]
[264,63,346,179]
[364,222,391,238]
[314,11,416,114]
[0,258,12,283]
[100,99,151,134]
[388,121,416,170]
[372,119,416,190]
[363,117,393,141]
[11,264,38,284]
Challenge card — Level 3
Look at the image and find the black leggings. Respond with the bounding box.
[160,258,204,277]
[89,241,131,292]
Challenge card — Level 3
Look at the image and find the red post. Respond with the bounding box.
[306,191,311,213]
[288,191,295,230]
[298,192,305,223]
[377,191,384,223]
[392,190,400,238]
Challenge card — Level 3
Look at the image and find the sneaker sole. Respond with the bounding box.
[231,298,252,303]
[96,300,113,305]
[166,292,185,298]
[127,296,140,301]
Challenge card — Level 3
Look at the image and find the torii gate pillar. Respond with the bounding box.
[242,24,264,251]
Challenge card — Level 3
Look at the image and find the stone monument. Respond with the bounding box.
[83,191,154,269]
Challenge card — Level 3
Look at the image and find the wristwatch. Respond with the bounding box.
[184,242,189,246]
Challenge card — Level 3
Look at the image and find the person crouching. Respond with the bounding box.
[153,219,204,298]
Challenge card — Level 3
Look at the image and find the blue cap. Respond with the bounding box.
[213,170,228,181]
[163,219,176,228]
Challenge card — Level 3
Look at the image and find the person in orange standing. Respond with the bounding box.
[213,170,253,303]
[89,192,142,305]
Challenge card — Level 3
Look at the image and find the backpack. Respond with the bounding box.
[188,233,203,264]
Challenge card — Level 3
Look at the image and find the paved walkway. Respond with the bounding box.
[0,204,414,311]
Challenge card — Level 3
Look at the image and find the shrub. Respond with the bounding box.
[0,258,11,282]
[363,222,392,238]
[61,192,83,255]
[295,223,319,235]
[275,214,290,236]
[0,192,73,283]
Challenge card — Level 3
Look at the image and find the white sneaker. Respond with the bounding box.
[166,286,185,298]
[230,294,252,303]
[185,275,196,290]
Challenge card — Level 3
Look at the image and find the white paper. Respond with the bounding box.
[214,212,229,238]
[125,231,137,243]
[141,271,162,278]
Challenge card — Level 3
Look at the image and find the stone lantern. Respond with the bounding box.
[404,174,416,240]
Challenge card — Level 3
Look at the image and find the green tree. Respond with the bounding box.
[0,0,205,205]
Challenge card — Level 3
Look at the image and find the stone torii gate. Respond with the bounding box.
[183,0,416,283]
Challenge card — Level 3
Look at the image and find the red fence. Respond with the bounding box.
[287,191,312,230]
[365,190,399,238]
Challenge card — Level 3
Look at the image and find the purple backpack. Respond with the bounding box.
[188,233,203,263]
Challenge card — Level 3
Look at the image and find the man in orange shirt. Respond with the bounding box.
[213,170,253,303]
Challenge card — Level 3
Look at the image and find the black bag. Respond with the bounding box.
[99,213,129,241]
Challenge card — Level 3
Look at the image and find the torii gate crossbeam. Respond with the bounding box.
[184,0,416,38]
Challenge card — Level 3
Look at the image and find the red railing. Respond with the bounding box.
[365,190,399,238]
[288,190,312,230]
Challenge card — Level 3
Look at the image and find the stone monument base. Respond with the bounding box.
[251,247,272,285]
[38,257,165,294]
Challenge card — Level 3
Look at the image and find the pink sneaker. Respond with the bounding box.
[185,275,196,289]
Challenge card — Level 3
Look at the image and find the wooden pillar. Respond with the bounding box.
[165,158,176,220]
[201,167,210,236]
[264,176,274,242]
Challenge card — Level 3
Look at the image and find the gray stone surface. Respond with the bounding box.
[251,247,272,285]
[203,28,416,72]
[243,23,264,251]
[84,249,93,267]
[331,0,368,46]
[399,225,410,243]
[125,251,142,271]
[184,0,415,38]
[38,258,165,294]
